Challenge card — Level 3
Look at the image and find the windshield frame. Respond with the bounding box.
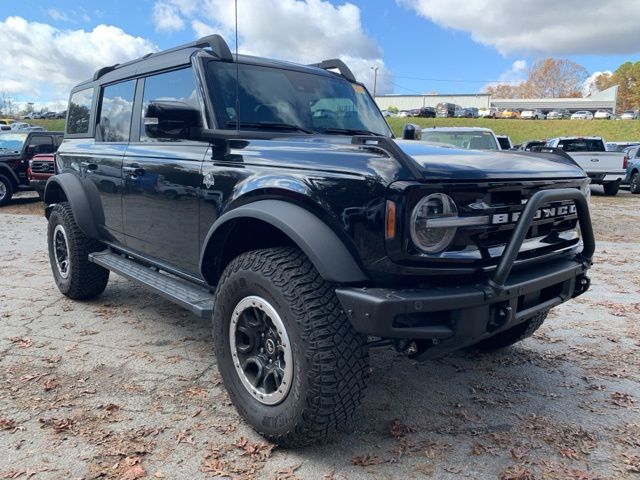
[203,59,392,138]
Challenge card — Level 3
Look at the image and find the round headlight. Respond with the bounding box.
[410,193,458,254]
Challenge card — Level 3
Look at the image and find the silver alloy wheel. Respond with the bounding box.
[229,295,293,406]
[0,180,6,200]
[53,224,70,279]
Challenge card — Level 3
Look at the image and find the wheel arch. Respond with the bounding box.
[200,199,369,286]
[0,164,20,189]
[44,173,104,238]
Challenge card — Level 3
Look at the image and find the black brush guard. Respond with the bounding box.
[336,188,594,357]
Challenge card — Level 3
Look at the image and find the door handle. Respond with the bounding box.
[123,164,145,176]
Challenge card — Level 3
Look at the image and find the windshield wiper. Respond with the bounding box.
[226,121,314,134]
[321,127,384,137]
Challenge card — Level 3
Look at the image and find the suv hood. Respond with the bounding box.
[394,140,585,181]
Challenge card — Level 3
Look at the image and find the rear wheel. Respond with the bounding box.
[212,247,369,447]
[603,181,620,196]
[630,173,640,194]
[47,203,109,299]
[471,310,549,352]
[0,175,13,206]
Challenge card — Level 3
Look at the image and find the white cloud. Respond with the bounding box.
[0,17,156,104]
[582,71,612,96]
[152,0,393,94]
[48,8,91,24]
[152,1,185,32]
[481,60,527,93]
[399,0,640,55]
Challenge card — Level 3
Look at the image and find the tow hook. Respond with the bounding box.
[487,303,512,332]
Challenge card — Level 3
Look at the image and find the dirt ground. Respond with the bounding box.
[1,188,639,479]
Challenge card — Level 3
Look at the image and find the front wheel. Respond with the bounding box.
[0,175,13,206]
[603,181,620,196]
[47,203,110,299]
[630,173,640,194]
[212,247,369,447]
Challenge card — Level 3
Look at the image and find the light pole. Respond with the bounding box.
[371,66,379,97]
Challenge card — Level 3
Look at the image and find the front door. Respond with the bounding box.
[122,67,207,275]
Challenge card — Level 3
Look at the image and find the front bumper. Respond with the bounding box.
[336,188,595,358]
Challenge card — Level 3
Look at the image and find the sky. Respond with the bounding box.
[1,0,639,111]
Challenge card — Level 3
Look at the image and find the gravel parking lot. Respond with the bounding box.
[1,189,639,479]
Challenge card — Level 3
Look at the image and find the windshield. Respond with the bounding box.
[0,133,27,153]
[421,130,499,150]
[206,62,391,136]
[557,138,605,152]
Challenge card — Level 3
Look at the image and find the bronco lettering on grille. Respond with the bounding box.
[491,204,577,225]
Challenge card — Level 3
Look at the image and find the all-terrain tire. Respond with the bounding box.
[47,203,109,299]
[603,181,620,196]
[212,247,369,447]
[471,310,549,352]
[0,175,13,206]
[630,173,640,194]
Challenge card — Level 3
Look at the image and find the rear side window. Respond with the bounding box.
[28,136,54,154]
[140,68,202,142]
[67,88,94,135]
[98,80,136,142]
[558,139,605,152]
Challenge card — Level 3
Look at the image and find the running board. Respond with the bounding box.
[88,250,215,318]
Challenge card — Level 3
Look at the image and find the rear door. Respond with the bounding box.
[122,67,208,275]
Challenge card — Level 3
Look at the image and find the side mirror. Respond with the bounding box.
[144,101,202,140]
[402,123,422,140]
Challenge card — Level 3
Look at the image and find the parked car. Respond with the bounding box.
[0,130,63,205]
[46,34,594,447]
[570,111,593,120]
[623,145,640,193]
[496,135,514,150]
[478,107,498,118]
[27,153,56,199]
[435,102,458,118]
[380,110,396,118]
[606,141,640,152]
[594,109,614,120]
[546,109,570,120]
[42,112,59,119]
[419,127,501,150]
[620,110,639,120]
[519,140,547,151]
[520,109,546,120]
[0,118,14,126]
[415,106,436,118]
[546,136,627,195]
[397,110,411,117]
[0,124,10,131]
[10,122,32,130]
[498,109,520,119]
[56,110,67,119]
[455,107,478,118]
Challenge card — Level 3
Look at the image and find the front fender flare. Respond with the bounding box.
[44,173,104,238]
[200,200,369,284]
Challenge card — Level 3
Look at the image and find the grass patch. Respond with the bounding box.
[387,117,640,145]
[29,119,65,132]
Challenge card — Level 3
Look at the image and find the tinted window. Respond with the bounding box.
[140,68,201,142]
[98,80,136,142]
[207,62,390,136]
[558,139,605,152]
[28,136,54,154]
[67,88,93,135]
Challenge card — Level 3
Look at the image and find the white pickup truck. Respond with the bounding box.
[546,137,627,195]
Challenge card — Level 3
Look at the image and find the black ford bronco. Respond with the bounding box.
[0,130,63,205]
[45,35,594,447]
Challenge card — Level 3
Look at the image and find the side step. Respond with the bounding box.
[89,250,215,318]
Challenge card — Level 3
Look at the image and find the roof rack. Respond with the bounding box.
[308,59,356,82]
[92,34,233,81]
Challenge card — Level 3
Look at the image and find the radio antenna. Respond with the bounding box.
[234,0,240,135]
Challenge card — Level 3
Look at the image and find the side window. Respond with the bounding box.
[67,88,93,135]
[98,80,136,142]
[140,68,202,142]
[28,136,54,154]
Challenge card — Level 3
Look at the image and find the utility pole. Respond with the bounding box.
[371,66,379,97]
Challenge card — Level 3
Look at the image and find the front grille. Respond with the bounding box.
[405,179,584,266]
[30,161,54,173]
